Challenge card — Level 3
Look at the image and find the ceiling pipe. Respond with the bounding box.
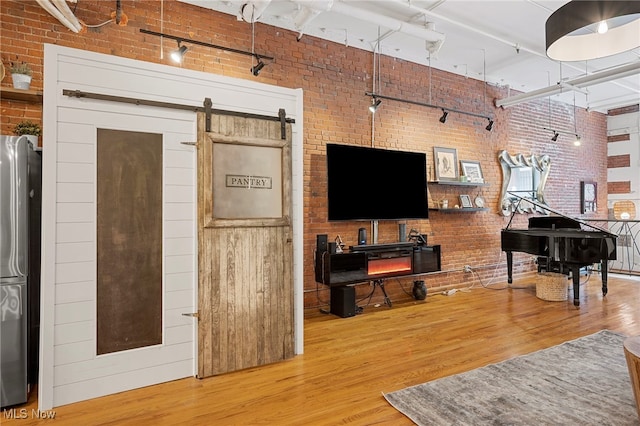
[239,0,272,23]
[495,61,640,108]
[288,0,445,53]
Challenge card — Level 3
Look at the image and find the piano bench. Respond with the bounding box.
[624,335,640,420]
[536,272,568,302]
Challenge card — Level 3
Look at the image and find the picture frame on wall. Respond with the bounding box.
[459,194,473,208]
[434,147,458,181]
[460,160,484,183]
[580,181,597,214]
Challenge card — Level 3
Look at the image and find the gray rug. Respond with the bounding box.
[384,330,639,425]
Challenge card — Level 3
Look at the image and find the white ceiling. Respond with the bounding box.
[179,0,640,113]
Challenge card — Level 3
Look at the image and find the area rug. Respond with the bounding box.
[384,330,639,425]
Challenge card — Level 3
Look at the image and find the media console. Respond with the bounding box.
[315,242,441,286]
[314,240,441,317]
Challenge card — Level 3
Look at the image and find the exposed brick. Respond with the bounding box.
[608,134,630,143]
[608,181,631,194]
[608,104,640,115]
[608,154,631,168]
[0,0,615,308]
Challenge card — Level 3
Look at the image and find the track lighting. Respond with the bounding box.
[365,92,493,131]
[171,43,188,64]
[551,131,559,142]
[485,119,494,131]
[251,57,265,76]
[369,98,382,113]
[439,109,448,124]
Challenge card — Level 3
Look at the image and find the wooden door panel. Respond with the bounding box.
[197,112,294,377]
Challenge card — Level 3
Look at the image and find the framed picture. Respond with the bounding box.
[460,160,484,183]
[459,194,473,208]
[580,181,597,213]
[434,147,458,181]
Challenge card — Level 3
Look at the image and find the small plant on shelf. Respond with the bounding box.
[10,61,32,76]
[13,120,41,137]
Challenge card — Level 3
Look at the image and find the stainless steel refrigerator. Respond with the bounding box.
[0,135,40,408]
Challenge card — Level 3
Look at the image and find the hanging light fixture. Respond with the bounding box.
[546,1,640,61]
[369,98,382,113]
[170,42,188,63]
[439,109,448,123]
[251,57,265,76]
[551,131,559,142]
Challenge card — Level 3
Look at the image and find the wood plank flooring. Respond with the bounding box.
[5,272,640,425]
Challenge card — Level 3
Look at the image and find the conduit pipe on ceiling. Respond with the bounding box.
[240,0,272,23]
[36,0,82,33]
[238,0,445,53]
[495,61,640,108]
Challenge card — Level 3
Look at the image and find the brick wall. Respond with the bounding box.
[0,0,610,311]
[608,154,631,168]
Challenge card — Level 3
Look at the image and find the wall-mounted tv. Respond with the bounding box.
[326,143,428,221]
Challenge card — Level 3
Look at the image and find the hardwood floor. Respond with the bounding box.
[5,273,640,425]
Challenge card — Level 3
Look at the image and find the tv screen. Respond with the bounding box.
[326,143,429,221]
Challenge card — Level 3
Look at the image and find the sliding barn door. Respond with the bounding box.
[197,112,294,377]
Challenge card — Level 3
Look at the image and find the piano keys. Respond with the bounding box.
[501,194,617,307]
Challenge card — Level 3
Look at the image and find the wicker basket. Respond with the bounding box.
[536,272,568,301]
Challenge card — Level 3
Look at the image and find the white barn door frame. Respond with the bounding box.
[40,45,304,410]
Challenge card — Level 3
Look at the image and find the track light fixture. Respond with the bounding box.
[365,92,493,131]
[551,131,559,142]
[170,42,188,63]
[251,57,265,76]
[140,29,274,65]
[573,135,582,147]
[485,119,494,131]
[439,109,448,124]
[543,127,581,146]
[369,98,382,113]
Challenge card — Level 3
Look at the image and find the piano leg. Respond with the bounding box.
[571,265,581,307]
[601,260,608,297]
[506,252,513,284]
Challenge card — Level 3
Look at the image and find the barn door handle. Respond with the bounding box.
[182,312,199,319]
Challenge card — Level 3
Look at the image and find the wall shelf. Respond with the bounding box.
[429,208,489,213]
[429,180,489,187]
[1,87,43,103]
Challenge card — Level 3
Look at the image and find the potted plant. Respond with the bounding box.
[10,61,32,90]
[13,120,41,145]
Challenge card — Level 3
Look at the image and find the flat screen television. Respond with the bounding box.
[326,143,428,221]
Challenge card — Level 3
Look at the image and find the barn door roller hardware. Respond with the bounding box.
[62,90,294,139]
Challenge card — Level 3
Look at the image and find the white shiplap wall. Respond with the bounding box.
[40,45,304,410]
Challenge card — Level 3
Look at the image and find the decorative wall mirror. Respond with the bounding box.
[498,150,551,216]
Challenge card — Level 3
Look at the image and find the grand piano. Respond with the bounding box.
[501,194,617,307]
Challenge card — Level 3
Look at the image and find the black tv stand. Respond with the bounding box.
[315,241,441,317]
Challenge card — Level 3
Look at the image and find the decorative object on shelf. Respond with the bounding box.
[10,61,32,90]
[459,194,473,208]
[498,150,551,216]
[13,120,41,146]
[460,160,484,183]
[334,234,345,254]
[474,196,485,208]
[580,181,597,214]
[433,147,458,181]
[440,199,449,209]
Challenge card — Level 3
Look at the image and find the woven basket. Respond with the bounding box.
[536,272,568,301]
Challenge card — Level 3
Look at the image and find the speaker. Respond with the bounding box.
[358,228,367,245]
[330,286,356,318]
[398,223,406,242]
[316,234,328,254]
[315,234,328,283]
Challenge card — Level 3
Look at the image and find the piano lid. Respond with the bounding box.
[505,191,616,236]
